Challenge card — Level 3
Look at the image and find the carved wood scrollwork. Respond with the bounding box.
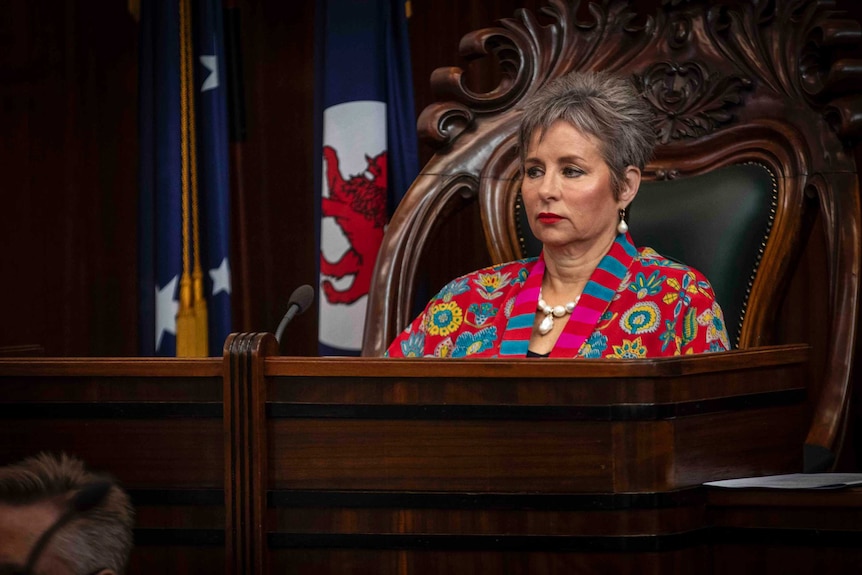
[666,12,692,49]
[419,0,653,147]
[703,0,862,137]
[420,0,861,147]
[637,62,752,144]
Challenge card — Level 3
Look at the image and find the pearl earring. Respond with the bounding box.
[616,208,628,235]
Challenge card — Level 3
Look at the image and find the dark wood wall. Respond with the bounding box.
[1,0,861,464]
[0,1,139,356]
[0,0,557,358]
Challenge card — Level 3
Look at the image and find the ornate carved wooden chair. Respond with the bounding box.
[363,0,861,471]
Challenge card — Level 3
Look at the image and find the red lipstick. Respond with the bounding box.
[537,212,563,224]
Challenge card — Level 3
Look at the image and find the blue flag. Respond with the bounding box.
[139,0,232,357]
[314,0,419,356]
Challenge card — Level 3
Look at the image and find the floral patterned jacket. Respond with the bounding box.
[385,232,730,358]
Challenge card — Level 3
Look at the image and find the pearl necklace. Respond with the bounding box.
[537,289,580,335]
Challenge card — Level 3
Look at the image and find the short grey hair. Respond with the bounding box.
[0,452,135,575]
[517,70,657,199]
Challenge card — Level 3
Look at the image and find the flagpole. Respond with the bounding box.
[188,1,209,356]
[177,0,196,356]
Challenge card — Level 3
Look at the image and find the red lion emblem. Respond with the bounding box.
[321,145,387,304]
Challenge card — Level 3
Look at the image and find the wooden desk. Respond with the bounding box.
[0,340,817,574]
[708,486,862,573]
[225,334,811,574]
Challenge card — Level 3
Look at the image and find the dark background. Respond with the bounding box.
[1,0,564,357]
[1,0,861,464]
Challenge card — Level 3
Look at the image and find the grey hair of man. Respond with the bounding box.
[517,70,657,200]
[0,452,135,575]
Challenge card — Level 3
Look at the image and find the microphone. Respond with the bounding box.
[21,481,112,574]
[275,284,315,344]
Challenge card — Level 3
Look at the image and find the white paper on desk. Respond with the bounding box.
[704,473,862,490]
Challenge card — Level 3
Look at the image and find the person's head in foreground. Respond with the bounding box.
[386,69,729,359]
[0,453,134,575]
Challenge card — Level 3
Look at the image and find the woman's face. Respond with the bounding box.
[521,120,639,252]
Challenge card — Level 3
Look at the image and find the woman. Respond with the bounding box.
[387,70,730,358]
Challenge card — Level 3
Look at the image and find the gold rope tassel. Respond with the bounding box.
[176,0,205,357]
[176,272,195,357]
[188,0,208,357]
[192,266,209,355]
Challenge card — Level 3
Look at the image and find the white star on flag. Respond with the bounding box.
[155,275,179,352]
[209,257,231,296]
[200,55,219,92]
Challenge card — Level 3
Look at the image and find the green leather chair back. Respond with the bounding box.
[517,164,777,347]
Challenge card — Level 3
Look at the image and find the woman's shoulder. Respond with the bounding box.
[631,245,718,301]
[439,258,537,286]
[634,246,705,277]
[479,257,538,277]
[430,258,537,302]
